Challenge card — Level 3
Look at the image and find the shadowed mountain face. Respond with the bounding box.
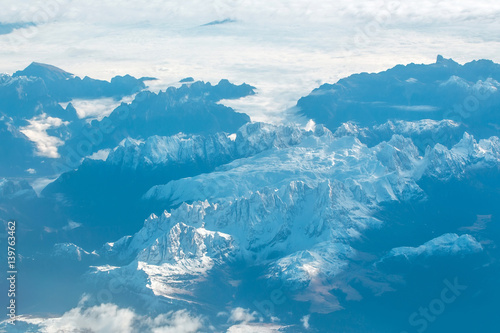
[0,62,148,176]
[91,79,253,142]
[56,79,253,174]
[2,62,148,123]
[14,62,74,81]
[12,62,149,103]
[0,63,254,177]
[297,55,500,138]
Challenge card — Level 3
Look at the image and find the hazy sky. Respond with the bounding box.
[1,0,500,122]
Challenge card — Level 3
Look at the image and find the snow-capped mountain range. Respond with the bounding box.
[86,120,497,314]
[1,57,499,332]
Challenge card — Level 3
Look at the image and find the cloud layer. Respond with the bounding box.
[1,0,499,123]
[20,113,68,158]
[14,303,291,332]
[18,303,203,333]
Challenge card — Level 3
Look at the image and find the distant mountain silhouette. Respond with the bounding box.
[298,55,500,138]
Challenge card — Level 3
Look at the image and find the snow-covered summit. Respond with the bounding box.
[106,122,315,170]
[95,122,499,309]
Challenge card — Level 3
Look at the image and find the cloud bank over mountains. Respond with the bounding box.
[1,0,499,122]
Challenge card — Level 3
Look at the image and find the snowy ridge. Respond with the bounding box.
[106,122,305,170]
[373,119,461,136]
[334,119,465,151]
[144,126,500,207]
[95,122,499,305]
[97,179,383,302]
[424,133,500,179]
[143,131,420,206]
[379,233,483,262]
[136,222,234,265]
[52,243,98,261]
[104,119,473,174]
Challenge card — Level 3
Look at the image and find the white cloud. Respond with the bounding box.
[2,0,500,28]
[19,113,68,158]
[223,308,284,332]
[226,323,285,333]
[26,168,36,174]
[62,220,82,230]
[301,314,310,329]
[29,176,57,194]
[1,0,499,124]
[66,93,138,121]
[16,303,204,333]
[41,303,136,333]
[228,307,259,324]
[149,310,203,333]
[70,98,124,120]
[88,148,111,161]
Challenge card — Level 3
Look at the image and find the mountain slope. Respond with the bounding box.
[297,56,500,137]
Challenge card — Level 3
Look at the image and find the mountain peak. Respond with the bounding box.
[179,77,194,83]
[13,62,74,81]
[436,54,458,66]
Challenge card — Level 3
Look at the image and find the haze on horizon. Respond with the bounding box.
[1,0,499,122]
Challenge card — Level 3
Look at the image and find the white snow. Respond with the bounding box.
[381,233,483,261]
[90,120,499,310]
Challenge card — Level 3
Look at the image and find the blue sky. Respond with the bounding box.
[1,0,499,122]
